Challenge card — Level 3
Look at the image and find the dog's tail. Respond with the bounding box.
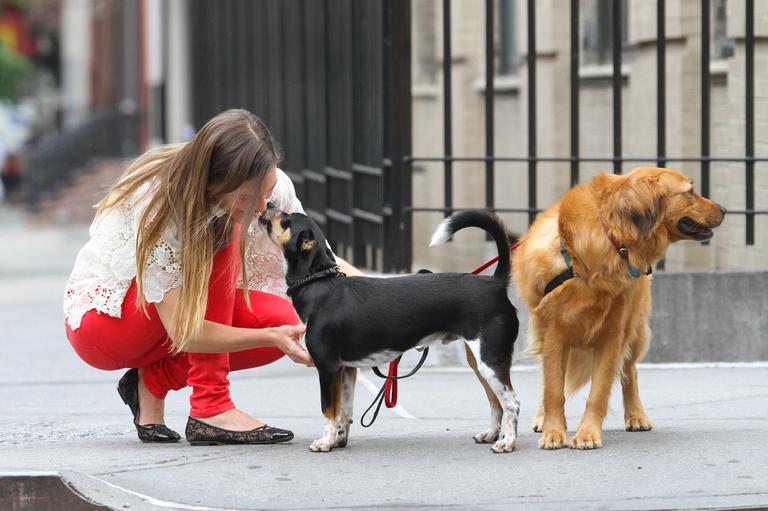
[564,349,593,398]
[430,210,514,279]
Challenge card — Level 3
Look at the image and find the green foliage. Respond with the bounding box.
[0,39,34,102]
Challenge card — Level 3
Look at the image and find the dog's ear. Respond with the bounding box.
[603,172,667,240]
[297,230,317,252]
[616,175,667,238]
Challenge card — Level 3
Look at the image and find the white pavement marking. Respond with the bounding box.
[357,369,418,420]
[84,474,249,511]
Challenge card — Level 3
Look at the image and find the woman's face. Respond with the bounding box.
[219,166,278,221]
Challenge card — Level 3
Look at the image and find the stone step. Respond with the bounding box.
[27,159,128,226]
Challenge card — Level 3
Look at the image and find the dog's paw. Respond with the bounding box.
[490,437,517,453]
[473,428,500,444]
[625,414,654,432]
[538,429,568,450]
[334,438,348,448]
[309,439,334,452]
[531,414,544,433]
[333,428,349,448]
[570,427,603,450]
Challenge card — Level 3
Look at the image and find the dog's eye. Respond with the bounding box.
[687,188,695,197]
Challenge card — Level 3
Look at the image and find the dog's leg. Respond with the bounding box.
[310,368,344,452]
[532,347,570,433]
[539,334,570,450]
[621,357,653,431]
[621,324,653,431]
[531,400,545,433]
[464,343,502,444]
[333,366,357,448]
[465,340,519,453]
[570,334,623,450]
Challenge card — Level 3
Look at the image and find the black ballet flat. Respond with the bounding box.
[185,416,294,446]
[117,368,181,443]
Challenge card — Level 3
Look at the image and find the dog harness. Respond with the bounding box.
[544,237,653,296]
[543,240,578,296]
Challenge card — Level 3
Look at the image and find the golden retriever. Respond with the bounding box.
[512,167,725,450]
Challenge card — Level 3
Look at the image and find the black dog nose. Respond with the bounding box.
[259,203,282,225]
[719,205,727,217]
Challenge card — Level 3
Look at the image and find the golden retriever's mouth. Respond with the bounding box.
[677,217,713,241]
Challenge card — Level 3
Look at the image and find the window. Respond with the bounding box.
[581,0,628,66]
[498,0,518,75]
[713,0,734,60]
[413,0,438,84]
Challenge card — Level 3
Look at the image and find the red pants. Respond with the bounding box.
[65,233,299,417]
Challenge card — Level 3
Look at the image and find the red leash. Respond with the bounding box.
[381,240,521,409]
[468,240,521,275]
[384,356,400,407]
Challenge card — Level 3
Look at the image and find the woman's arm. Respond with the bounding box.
[336,257,365,277]
[153,286,313,365]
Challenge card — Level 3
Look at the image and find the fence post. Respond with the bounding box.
[383,0,412,273]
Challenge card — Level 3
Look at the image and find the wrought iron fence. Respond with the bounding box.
[401,0,766,272]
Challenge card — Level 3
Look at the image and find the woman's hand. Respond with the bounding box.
[271,324,314,367]
[156,287,312,356]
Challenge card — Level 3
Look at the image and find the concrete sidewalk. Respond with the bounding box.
[2,206,768,510]
[2,300,768,511]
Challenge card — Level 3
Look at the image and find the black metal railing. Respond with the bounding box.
[402,0,766,272]
[189,0,413,273]
[22,109,139,210]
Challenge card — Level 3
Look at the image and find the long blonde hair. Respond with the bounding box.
[96,109,281,351]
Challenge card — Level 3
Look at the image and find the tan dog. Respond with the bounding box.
[512,167,725,450]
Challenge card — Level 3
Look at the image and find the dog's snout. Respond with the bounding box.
[711,204,727,227]
[259,207,278,226]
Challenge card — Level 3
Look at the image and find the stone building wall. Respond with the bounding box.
[410,0,767,273]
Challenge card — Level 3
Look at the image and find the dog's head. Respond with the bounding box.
[259,206,337,277]
[598,167,726,244]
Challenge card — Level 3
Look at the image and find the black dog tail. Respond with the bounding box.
[429,210,514,279]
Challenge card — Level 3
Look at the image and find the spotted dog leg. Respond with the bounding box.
[465,339,520,453]
[464,343,502,443]
[310,368,344,452]
[333,367,357,448]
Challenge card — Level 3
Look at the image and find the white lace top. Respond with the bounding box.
[63,169,305,330]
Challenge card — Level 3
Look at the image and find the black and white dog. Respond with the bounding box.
[261,209,520,453]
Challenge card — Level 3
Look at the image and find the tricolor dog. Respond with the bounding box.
[261,209,521,453]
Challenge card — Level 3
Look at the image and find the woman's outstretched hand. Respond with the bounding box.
[272,324,313,367]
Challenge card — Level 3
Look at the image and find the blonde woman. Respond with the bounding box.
[63,109,360,445]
